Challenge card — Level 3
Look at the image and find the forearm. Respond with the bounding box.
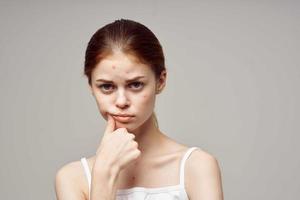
[90,164,119,200]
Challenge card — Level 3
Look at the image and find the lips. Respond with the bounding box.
[114,114,134,117]
[112,115,134,122]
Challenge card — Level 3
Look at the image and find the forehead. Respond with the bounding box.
[92,52,153,80]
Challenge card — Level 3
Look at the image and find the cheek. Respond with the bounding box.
[138,92,155,107]
[94,94,111,112]
[141,94,151,102]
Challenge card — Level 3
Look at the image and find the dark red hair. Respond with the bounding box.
[83,18,166,86]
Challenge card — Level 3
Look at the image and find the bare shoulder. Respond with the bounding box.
[185,148,224,200]
[55,160,88,200]
[187,148,220,171]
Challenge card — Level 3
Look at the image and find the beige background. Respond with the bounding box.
[0,1,299,199]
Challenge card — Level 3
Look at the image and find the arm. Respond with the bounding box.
[55,163,86,200]
[187,151,224,200]
[55,115,138,200]
[90,162,120,200]
[55,161,120,200]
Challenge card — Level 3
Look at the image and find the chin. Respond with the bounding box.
[112,113,152,133]
[115,121,136,131]
[115,120,144,133]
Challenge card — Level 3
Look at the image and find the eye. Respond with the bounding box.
[98,83,114,92]
[129,81,144,90]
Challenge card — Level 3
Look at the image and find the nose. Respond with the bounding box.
[115,89,130,109]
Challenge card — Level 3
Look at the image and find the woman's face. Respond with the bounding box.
[89,51,165,132]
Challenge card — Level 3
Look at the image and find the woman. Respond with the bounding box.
[55,19,224,200]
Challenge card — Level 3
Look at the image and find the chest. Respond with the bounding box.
[116,153,181,189]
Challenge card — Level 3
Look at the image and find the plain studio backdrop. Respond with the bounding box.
[0,1,299,199]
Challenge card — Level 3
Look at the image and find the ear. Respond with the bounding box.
[88,83,95,96]
[156,70,167,94]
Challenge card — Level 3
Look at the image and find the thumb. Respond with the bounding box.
[104,114,116,135]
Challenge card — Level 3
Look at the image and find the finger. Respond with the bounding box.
[119,127,129,133]
[104,114,116,135]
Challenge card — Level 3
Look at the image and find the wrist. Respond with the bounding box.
[91,163,119,199]
[92,160,120,180]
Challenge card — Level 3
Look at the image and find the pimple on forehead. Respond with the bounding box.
[112,65,116,69]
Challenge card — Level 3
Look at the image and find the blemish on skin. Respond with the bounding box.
[112,65,116,69]
[143,95,147,98]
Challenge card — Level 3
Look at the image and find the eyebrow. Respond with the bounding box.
[96,76,146,83]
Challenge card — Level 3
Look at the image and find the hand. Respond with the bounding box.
[94,114,141,173]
